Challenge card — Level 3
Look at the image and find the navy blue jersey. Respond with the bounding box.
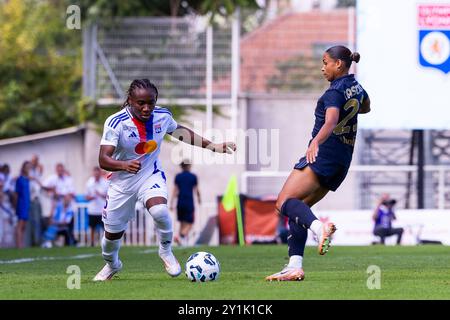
[312,74,369,166]
[174,171,198,208]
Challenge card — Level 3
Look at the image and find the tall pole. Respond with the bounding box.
[206,25,213,131]
[416,129,425,209]
[231,8,241,134]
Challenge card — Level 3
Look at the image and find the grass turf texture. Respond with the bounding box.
[0,245,449,299]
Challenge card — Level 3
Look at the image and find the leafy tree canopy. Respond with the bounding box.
[0,0,259,139]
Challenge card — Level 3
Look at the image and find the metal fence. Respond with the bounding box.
[72,201,218,247]
[241,165,450,210]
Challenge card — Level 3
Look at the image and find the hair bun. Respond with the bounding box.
[351,52,361,63]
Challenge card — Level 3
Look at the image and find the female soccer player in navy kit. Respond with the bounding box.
[94,79,236,281]
[266,46,371,281]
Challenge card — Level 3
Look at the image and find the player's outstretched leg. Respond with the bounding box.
[282,198,336,255]
[266,219,306,281]
[149,204,182,277]
[93,231,123,281]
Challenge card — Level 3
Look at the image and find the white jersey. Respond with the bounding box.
[100,106,178,193]
[86,176,109,215]
[43,174,75,196]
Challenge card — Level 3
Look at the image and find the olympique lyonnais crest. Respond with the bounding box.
[154,123,162,133]
[418,4,450,73]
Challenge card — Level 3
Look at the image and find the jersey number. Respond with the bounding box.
[333,98,360,135]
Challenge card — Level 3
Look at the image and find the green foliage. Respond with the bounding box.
[0,0,260,139]
[0,0,82,139]
[77,0,259,22]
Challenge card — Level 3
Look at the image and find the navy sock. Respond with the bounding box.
[281,198,318,229]
[288,218,308,257]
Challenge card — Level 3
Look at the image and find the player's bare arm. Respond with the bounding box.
[306,107,340,163]
[168,124,236,154]
[99,145,141,174]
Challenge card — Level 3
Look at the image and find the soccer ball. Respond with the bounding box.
[185,251,220,282]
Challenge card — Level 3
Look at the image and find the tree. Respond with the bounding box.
[0,0,82,139]
[78,0,259,21]
[0,0,261,139]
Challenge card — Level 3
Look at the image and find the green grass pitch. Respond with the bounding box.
[0,245,449,299]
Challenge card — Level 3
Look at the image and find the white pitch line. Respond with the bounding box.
[0,247,184,265]
[0,253,98,265]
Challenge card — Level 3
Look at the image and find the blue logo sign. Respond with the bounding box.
[419,30,450,73]
[418,5,450,74]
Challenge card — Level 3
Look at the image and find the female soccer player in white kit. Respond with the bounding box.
[93,79,236,281]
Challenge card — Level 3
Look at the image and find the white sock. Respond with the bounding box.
[158,229,173,254]
[288,255,303,268]
[310,219,323,237]
[102,236,121,268]
[148,204,173,254]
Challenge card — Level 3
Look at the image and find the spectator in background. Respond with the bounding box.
[28,154,44,246]
[1,164,14,203]
[41,194,75,248]
[0,179,16,246]
[14,161,32,248]
[170,160,201,246]
[85,167,108,247]
[372,194,404,245]
[40,163,75,229]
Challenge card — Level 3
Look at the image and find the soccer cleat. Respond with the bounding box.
[318,222,337,255]
[159,251,182,277]
[93,260,123,282]
[265,266,305,282]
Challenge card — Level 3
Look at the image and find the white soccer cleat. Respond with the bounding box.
[159,251,182,277]
[93,260,123,282]
[265,266,305,281]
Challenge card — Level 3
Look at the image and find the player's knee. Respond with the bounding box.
[148,204,172,231]
[104,230,124,241]
[104,225,126,240]
[278,198,301,217]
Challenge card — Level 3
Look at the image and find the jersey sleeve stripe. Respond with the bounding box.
[154,109,172,116]
[108,112,128,127]
[111,115,129,129]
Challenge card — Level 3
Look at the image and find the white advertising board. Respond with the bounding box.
[357,0,450,129]
[306,210,450,245]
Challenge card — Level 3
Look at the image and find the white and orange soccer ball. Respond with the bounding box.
[185,251,220,282]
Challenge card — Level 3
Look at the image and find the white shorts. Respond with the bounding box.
[102,171,167,233]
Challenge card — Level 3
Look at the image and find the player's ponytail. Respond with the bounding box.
[326,45,360,69]
[121,79,159,109]
[350,52,361,63]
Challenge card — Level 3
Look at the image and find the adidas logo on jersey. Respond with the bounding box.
[150,184,160,189]
[128,132,138,138]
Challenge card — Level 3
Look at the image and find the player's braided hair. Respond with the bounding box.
[122,79,158,108]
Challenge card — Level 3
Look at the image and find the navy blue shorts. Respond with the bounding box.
[294,156,349,192]
[177,205,194,224]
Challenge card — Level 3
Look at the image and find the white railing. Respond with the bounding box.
[241,165,450,210]
[73,201,218,247]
